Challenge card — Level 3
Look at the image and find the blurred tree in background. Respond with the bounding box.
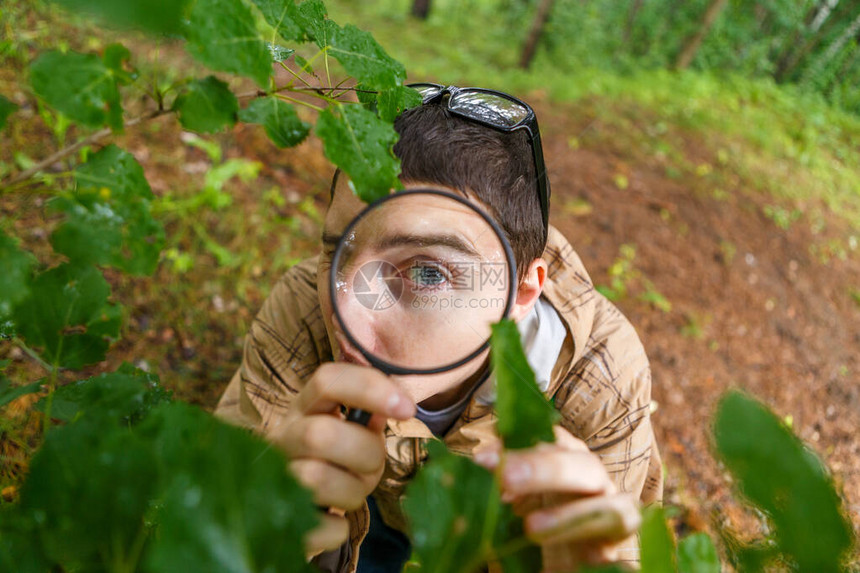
[485,0,860,113]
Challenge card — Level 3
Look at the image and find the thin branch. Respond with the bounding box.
[12,337,56,375]
[236,89,269,99]
[272,93,325,112]
[4,109,173,186]
[280,62,313,87]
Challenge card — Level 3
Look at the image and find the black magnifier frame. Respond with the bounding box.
[329,187,518,378]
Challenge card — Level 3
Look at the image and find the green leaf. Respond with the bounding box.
[53,0,191,35]
[267,42,295,62]
[639,505,676,573]
[252,0,305,42]
[491,319,558,449]
[493,502,542,573]
[714,390,854,572]
[30,50,125,130]
[36,364,171,425]
[316,104,401,203]
[173,76,239,134]
[403,440,499,572]
[0,229,35,316]
[13,263,122,369]
[18,420,159,571]
[51,145,165,275]
[0,507,50,573]
[294,53,314,73]
[293,0,327,44]
[141,403,319,573]
[677,533,720,573]
[102,43,135,85]
[0,94,18,130]
[185,0,272,88]
[0,378,42,409]
[326,24,406,90]
[239,96,310,147]
[376,85,423,122]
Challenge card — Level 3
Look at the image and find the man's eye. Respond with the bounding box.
[408,263,449,288]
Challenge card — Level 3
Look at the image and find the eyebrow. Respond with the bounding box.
[374,232,482,259]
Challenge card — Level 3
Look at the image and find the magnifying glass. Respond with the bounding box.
[329,188,517,424]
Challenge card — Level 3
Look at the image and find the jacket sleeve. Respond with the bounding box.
[215,257,330,433]
[552,293,663,566]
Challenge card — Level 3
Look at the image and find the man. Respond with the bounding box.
[216,85,662,572]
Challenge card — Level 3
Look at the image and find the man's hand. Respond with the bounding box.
[475,426,641,572]
[265,363,416,557]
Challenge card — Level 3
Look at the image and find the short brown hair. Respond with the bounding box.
[393,103,547,280]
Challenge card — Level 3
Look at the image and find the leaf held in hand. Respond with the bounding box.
[173,76,239,134]
[239,97,310,148]
[491,319,558,449]
[403,440,500,572]
[316,104,401,203]
[639,505,676,573]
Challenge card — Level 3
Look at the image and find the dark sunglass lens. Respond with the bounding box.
[449,92,530,127]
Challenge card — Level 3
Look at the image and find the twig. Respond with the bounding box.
[4,109,173,186]
[273,93,325,112]
[12,337,56,375]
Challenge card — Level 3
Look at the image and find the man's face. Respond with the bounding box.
[317,179,510,409]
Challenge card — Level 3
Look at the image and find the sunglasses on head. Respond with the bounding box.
[407,83,551,235]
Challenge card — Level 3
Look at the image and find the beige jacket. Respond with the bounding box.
[216,226,663,572]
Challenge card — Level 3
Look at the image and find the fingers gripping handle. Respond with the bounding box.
[346,408,372,426]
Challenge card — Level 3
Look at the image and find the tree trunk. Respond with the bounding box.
[771,1,819,76]
[623,0,645,44]
[519,0,557,69]
[674,0,729,69]
[776,0,860,82]
[807,10,860,78]
[411,0,431,20]
[810,0,841,32]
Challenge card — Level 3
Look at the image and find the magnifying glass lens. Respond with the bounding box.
[332,190,514,374]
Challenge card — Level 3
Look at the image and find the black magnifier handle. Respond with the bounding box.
[346,408,372,426]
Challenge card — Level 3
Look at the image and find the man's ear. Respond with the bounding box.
[509,257,547,322]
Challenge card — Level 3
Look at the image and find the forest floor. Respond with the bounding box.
[2,42,859,560]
